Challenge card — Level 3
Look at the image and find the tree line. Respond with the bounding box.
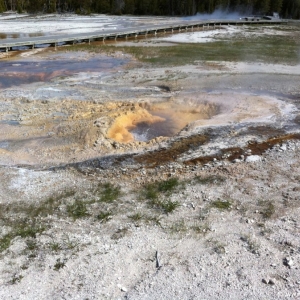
[0,0,299,19]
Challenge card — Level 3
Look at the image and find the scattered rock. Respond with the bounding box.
[262,278,275,285]
[283,257,294,268]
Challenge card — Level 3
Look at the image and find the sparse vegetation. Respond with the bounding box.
[49,242,62,252]
[54,258,66,271]
[26,239,38,251]
[142,214,162,226]
[191,222,211,235]
[67,200,89,219]
[211,200,231,210]
[160,199,180,214]
[0,234,14,252]
[259,200,275,219]
[157,178,180,193]
[170,220,187,234]
[194,175,226,185]
[128,212,143,221]
[96,211,112,222]
[141,178,182,214]
[142,183,159,201]
[0,224,45,253]
[10,275,23,285]
[241,234,260,254]
[97,183,121,203]
[198,208,210,221]
[213,243,226,255]
[111,228,129,240]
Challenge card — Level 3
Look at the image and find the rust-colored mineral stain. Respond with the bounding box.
[185,133,300,166]
[111,100,219,143]
[107,109,165,143]
[136,134,209,167]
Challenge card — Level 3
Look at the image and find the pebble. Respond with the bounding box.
[280,144,287,151]
[262,278,275,285]
[283,257,294,268]
[245,155,261,163]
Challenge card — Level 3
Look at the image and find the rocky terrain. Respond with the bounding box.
[0,17,300,299]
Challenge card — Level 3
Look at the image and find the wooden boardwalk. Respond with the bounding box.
[0,19,286,52]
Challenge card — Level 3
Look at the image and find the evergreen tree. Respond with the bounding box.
[0,0,5,13]
[0,0,298,18]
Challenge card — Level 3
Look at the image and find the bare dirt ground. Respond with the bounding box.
[0,16,300,299]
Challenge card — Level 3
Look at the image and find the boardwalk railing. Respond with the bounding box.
[0,19,287,52]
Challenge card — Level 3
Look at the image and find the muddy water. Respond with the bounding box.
[0,52,128,88]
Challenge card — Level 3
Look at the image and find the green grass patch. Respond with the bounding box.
[142,183,159,200]
[211,200,231,210]
[49,242,62,252]
[160,199,180,214]
[67,200,89,220]
[157,178,180,193]
[54,258,66,271]
[0,224,45,253]
[0,234,14,252]
[97,183,121,203]
[128,212,143,221]
[141,178,182,214]
[142,178,181,200]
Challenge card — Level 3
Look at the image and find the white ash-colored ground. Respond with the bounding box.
[0,142,300,300]
[0,17,300,300]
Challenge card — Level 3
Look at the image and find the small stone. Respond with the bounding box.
[283,257,293,268]
[233,159,241,163]
[280,144,287,151]
[262,278,275,285]
[121,287,127,292]
[268,279,275,285]
[245,155,261,163]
